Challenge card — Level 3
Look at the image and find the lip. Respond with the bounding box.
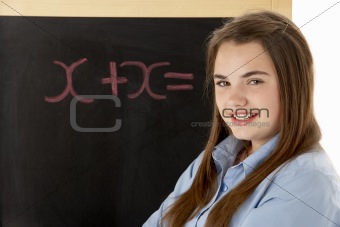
[230,113,258,126]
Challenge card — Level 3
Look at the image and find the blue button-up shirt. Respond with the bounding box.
[143,134,340,227]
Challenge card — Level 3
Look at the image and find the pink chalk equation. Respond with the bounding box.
[45,58,194,103]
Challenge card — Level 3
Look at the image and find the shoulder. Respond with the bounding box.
[290,149,336,171]
[282,149,339,184]
[241,149,340,227]
[268,149,340,203]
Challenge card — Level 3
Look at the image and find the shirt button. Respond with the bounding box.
[220,184,228,192]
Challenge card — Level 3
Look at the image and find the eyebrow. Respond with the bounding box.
[213,70,270,80]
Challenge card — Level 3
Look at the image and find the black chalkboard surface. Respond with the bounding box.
[0,17,224,226]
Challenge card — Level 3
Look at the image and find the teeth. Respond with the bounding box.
[234,114,256,120]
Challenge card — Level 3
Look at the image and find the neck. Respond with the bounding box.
[233,147,251,165]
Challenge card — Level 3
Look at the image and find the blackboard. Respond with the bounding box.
[0,17,224,226]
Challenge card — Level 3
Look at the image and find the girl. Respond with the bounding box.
[144,11,340,227]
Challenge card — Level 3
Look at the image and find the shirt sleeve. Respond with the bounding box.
[240,168,340,227]
[142,152,204,227]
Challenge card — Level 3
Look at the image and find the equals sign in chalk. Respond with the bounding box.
[164,72,193,90]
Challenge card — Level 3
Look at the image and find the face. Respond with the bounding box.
[214,41,281,152]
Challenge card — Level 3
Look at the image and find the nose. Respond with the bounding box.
[226,87,247,108]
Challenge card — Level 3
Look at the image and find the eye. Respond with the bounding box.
[215,81,230,87]
[248,80,263,85]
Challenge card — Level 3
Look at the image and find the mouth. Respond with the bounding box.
[230,112,258,125]
[233,113,258,120]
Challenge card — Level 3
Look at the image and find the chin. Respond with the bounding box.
[230,130,251,140]
[232,134,252,141]
[229,127,261,142]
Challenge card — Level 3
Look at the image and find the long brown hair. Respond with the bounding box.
[162,11,321,227]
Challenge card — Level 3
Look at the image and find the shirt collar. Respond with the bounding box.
[212,135,243,175]
[242,134,279,175]
[212,134,280,176]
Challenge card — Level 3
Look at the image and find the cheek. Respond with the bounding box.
[214,87,227,103]
[214,90,221,106]
[215,91,225,112]
[215,93,232,122]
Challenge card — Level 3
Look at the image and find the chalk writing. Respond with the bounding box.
[45,58,94,103]
[110,61,170,100]
[164,72,193,90]
[101,62,128,97]
[45,58,194,103]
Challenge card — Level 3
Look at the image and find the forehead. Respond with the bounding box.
[214,41,276,78]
